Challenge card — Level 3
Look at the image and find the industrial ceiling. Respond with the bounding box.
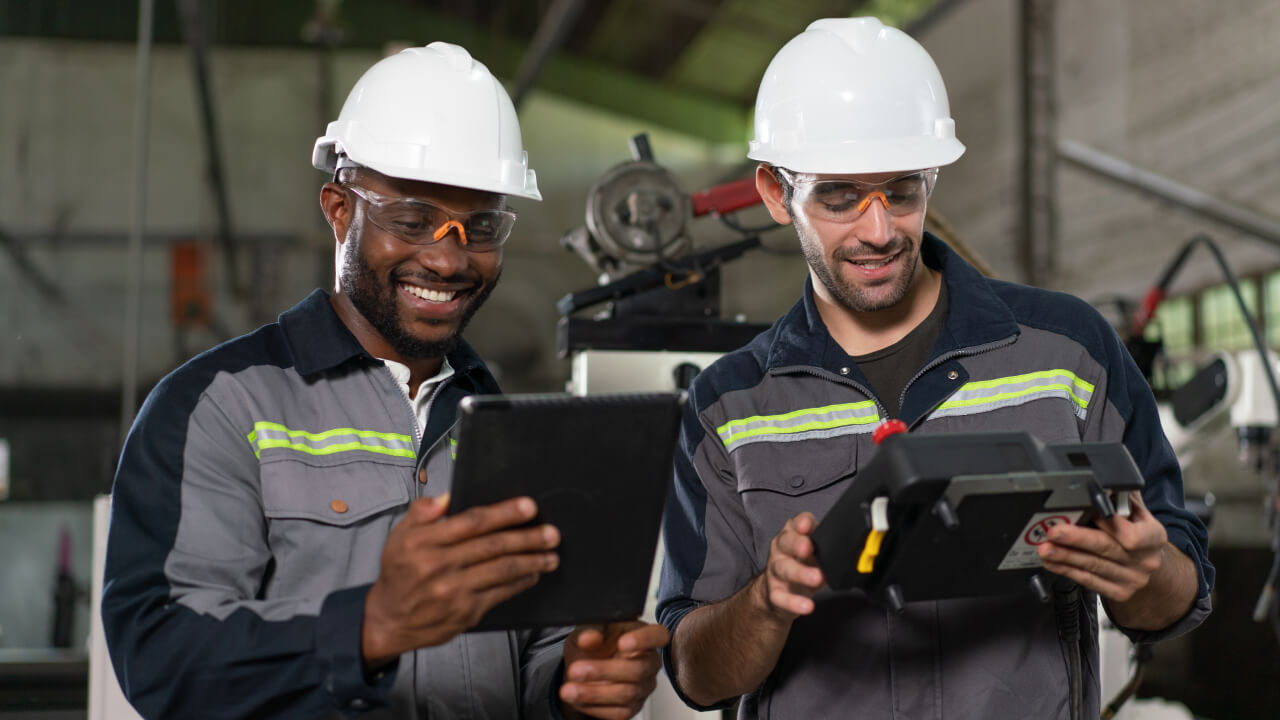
[2,0,945,143]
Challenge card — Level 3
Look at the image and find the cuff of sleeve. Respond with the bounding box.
[1111,591,1212,645]
[658,602,736,712]
[317,584,398,714]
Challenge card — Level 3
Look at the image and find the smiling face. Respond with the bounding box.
[760,166,931,315]
[322,168,505,366]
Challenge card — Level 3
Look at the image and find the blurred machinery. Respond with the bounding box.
[1127,235,1280,633]
[558,135,780,720]
[1099,234,1280,718]
[558,134,773,363]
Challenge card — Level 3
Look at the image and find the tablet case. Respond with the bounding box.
[450,392,686,631]
[810,432,1145,609]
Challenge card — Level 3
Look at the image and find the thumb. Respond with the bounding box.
[1126,490,1152,521]
[408,493,451,524]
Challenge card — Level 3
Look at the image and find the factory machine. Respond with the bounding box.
[556,134,778,719]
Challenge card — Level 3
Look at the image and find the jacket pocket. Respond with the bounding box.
[731,437,859,562]
[259,459,411,591]
[261,458,409,525]
[733,436,857,496]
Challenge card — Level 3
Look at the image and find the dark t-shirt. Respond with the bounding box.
[851,279,950,419]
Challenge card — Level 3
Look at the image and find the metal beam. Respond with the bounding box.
[511,0,590,109]
[1018,0,1057,285]
[121,0,155,446]
[177,0,244,300]
[1058,138,1280,250]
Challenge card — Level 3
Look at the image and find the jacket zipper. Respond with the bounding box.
[378,363,458,720]
[898,335,1018,429]
[377,363,455,478]
[770,365,890,419]
[771,335,1017,425]
[378,363,423,449]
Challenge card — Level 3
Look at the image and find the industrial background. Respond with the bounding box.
[2,0,1279,717]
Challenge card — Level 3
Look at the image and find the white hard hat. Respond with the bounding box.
[312,42,541,201]
[748,17,965,175]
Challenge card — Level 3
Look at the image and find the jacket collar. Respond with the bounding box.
[279,289,491,385]
[767,232,1019,370]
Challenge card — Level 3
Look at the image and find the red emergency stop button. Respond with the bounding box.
[872,419,908,445]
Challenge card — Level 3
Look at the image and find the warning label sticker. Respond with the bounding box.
[998,510,1085,570]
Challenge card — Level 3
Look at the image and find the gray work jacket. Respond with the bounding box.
[103,290,567,719]
[657,235,1214,719]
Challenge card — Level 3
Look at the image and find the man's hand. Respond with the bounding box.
[668,511,828,707]
[756,512,826,619]
[559,622,670,720]
[1038,491,1196,630]
[362,494,561,668]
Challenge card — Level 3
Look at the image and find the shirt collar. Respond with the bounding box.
[278,289,491,382]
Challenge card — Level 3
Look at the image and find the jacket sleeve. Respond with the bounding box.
[654,388,757,710]
[1087,319,1215,643]
[102,373,394,719]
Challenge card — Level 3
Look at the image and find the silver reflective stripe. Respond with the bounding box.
[247,421,416,460]
[931,369,1095,421]
[717,401,880,452]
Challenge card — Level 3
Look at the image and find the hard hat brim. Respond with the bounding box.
[749,137,965,176]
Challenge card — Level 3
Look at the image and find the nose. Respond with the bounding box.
[414,224,469,277]
[853,193,894,248]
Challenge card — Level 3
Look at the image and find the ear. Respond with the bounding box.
[755,165,793,225]
[320,182,352,245]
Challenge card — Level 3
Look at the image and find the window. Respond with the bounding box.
[1199,279,1259,351]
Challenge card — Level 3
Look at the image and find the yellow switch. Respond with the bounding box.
[857,529,885,573]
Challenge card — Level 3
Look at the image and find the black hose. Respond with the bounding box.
[1054,582,1083,720]
[1101,644,1153,720]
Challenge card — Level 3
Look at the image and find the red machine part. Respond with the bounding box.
[690,176,763,217]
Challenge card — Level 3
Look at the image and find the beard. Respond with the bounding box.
[796,219,919,313]
[340,230,498,360]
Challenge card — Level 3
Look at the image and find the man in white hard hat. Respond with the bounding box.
[656,17,1212,719]
[103,43,667,719]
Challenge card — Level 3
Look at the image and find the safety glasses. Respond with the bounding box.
[775,168,937,223]
[343,183,517,252]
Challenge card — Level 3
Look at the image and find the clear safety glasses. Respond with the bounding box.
[343,183,517,252]
[776,168,937,223]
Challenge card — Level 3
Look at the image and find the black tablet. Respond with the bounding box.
[449,391,686,631]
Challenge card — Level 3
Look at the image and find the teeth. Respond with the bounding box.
[402,284,456,303]
[854,259,890,269]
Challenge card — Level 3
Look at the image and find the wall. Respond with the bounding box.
[917,0,1280,301]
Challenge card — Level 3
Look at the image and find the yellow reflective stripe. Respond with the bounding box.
[957,369,1094,394]
[721,414,879,445]
[251,438,416,459]
[450,437,457,461]
[248,421,411,444]
[938,370,1094,411]
[939,383,1089,410]
[246,422,415,460]
[716,400,879,436]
